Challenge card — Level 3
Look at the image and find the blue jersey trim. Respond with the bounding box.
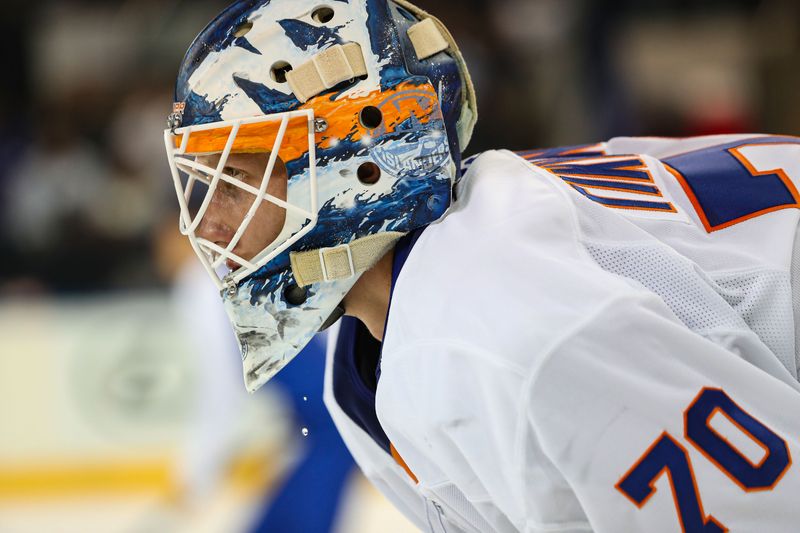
[332,316,391,453]
[331,227,427,455]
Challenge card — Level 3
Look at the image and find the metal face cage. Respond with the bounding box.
[164,110,319,290]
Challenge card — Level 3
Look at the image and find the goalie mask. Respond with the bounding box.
[165,0,477,392]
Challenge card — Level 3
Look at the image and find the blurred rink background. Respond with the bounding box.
[0,0,798,532]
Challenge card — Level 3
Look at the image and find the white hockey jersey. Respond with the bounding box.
[323,134,800,533]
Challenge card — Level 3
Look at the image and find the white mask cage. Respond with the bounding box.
[164,109,319,290]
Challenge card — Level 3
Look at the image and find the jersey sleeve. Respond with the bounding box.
[528,291,800,533]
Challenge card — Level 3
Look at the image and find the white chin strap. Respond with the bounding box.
[290,232,405,287]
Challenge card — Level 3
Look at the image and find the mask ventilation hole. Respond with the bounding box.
[359,106,383,129]
[233,21,253,38]
[311,6,335,24]
[357,162,382,185]
[270,61,293,84]
[284,284,309,306]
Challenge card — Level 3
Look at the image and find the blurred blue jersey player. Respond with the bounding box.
[251,334,354,533]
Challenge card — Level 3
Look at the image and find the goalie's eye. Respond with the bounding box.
[223,166,249,182]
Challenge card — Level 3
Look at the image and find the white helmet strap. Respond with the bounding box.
[407,18,449,60]
[286,42,368,103]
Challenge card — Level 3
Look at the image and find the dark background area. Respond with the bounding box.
[1,0,798,293]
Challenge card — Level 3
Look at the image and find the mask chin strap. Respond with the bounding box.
[290,231,405,287]
[290,232,405,332]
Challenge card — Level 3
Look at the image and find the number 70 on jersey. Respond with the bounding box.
[616,387,792,532]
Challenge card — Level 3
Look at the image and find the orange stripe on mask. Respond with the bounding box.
[172,81,442,164]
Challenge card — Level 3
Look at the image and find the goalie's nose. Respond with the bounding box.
[196,216,234,247]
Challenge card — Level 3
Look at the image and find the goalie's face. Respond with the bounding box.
[194,152,287,272]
